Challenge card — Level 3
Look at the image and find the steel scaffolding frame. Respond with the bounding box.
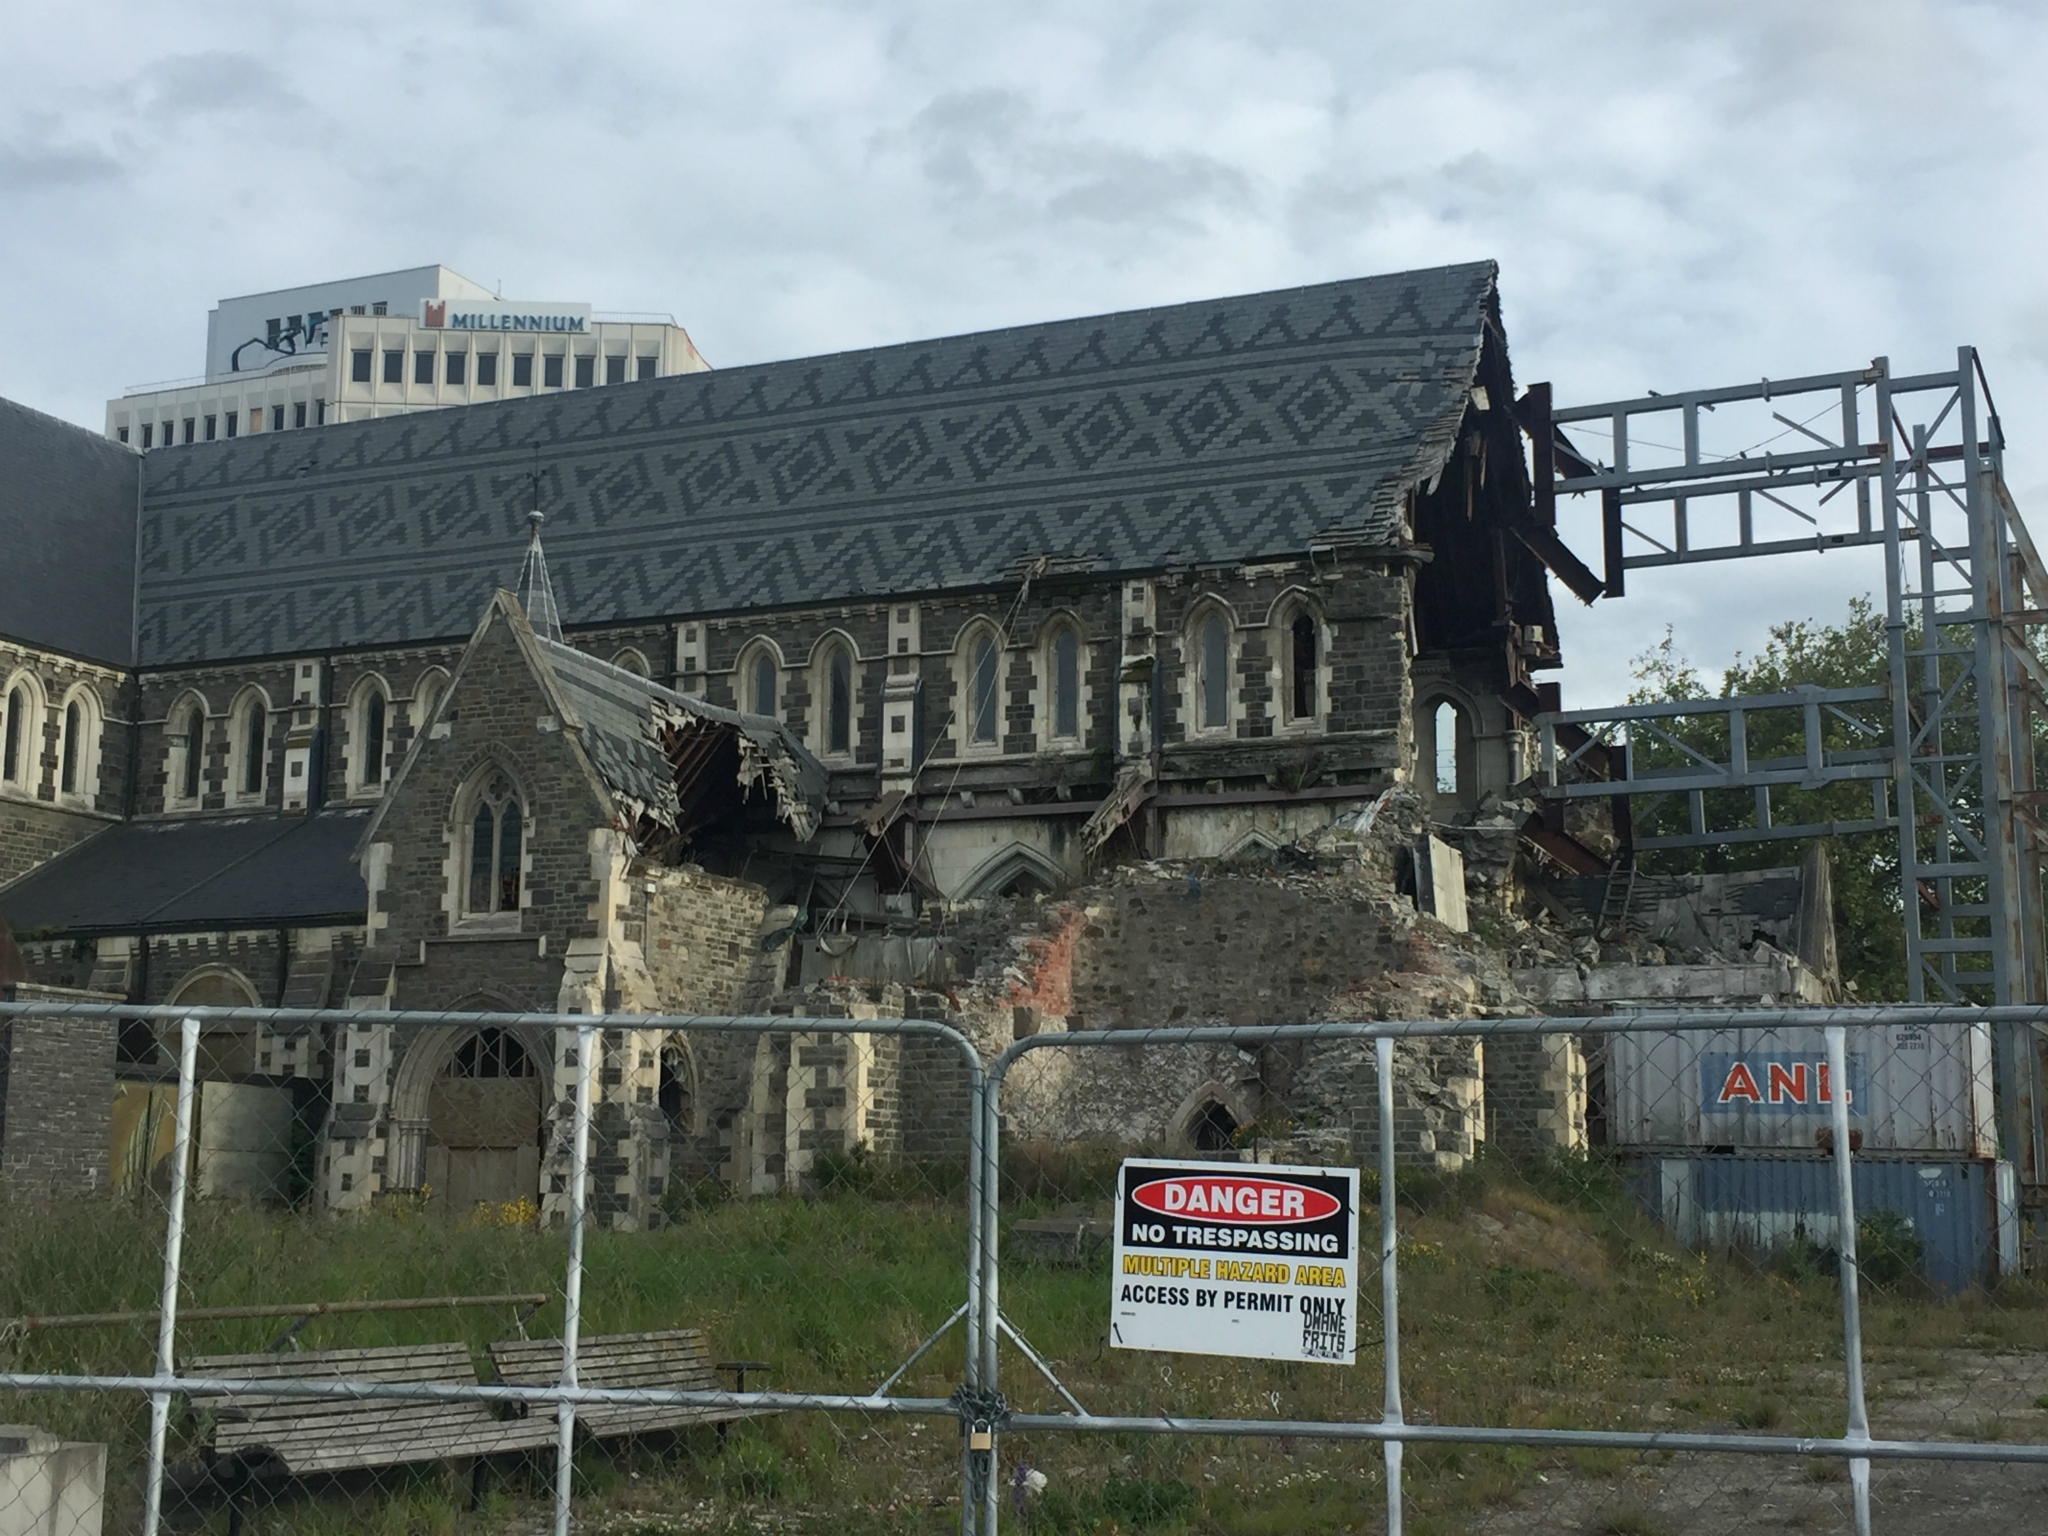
[1531,350,2048,1214]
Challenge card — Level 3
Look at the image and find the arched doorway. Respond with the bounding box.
[420,1026,544,1214]
[1188,1099,1240,1153]
[148,968,304,1202]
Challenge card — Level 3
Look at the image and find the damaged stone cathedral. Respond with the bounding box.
[5,261,1767,1225]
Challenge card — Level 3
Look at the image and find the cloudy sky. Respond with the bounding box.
[3,1,2042,705]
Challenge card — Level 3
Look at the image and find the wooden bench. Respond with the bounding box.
[489,1329,766,1441]
[183,1342,559,1480]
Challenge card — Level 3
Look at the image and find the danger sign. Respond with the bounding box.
[1111,1159,1359,1365]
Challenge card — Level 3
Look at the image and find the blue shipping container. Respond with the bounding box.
[1622,1154,2017,1295]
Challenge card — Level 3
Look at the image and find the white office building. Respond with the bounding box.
[105,265,710,449]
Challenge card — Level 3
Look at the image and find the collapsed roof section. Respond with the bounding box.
[537,630,824,848]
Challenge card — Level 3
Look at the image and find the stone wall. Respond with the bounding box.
[1482,1033,1588,1158]
[0,796,108,891]
[0,983,121,1199]
[638,865,779,1014]
[1065,871,1405,1031]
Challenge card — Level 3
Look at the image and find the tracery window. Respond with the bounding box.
[465,773,524,918]
[452,1027,532,1079]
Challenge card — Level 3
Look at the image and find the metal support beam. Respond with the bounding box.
[1539,349,2048,1255]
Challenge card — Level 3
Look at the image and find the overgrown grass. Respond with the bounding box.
[5,1148,2046,1534]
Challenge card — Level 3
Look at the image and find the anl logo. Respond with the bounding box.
[1701,1053,1864,1115]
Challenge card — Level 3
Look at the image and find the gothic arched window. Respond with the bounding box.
[1049,625,1081,742]
[1433,699,1463,797]
[465,773,524,918]
[179,703,205,803]
[1,685,25,786]
[350,681,390,796]
[737,643,780,718]
[1284,608,1320,724]
[1192,609,1233,733]
[230,691,269,802]
[60,702,81,794]
[57,687,101,803]
[824,642,854,757]
[963,627,1002,747]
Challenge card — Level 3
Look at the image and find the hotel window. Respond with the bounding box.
[293,401,306,429]
[205,415,217,440]
[382,349,403,384]
[224,412,237,437]
[477,351,498,387]
[372,301,387,316]
[574,354,595,389]
[413,350,435,386]
[183,418,195,443]
[605,355,626,385]
[513,352,533,387]
[543,353,564,388]
[445,351,467,386]
[271,404,284,432]
[352,349,372,383]
[637,355,657,382]
[141,424,153,449]
[315,399,326,424]
[117,426,129,444]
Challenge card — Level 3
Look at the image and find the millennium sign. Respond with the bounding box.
[421,300,592,333]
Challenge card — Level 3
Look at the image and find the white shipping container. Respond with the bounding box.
[1605,1021,1995,1155]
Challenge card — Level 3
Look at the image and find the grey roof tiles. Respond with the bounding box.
[133,261,1498,666]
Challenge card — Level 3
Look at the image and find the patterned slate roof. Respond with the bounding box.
[135,261,1499,666]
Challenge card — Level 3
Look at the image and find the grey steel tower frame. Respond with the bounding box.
[1529,350,2048,1207]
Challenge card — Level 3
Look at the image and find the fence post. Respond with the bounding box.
[975,1067,1002,1536]
[141,1013,201,1536]
[1376,1033,1405,1535]
[555,1020,595,1536]
[1825,1025,1873,1535]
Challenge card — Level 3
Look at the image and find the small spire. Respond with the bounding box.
[517,507,564,642]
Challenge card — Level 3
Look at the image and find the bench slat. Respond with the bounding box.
[488,1331,758,1441]
[184,1342,552,1475]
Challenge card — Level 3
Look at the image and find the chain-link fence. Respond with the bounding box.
[5,1000,2048,1534]
[1,1001,987,1536]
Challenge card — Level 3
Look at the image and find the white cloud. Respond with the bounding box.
[2,0,2044,706]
